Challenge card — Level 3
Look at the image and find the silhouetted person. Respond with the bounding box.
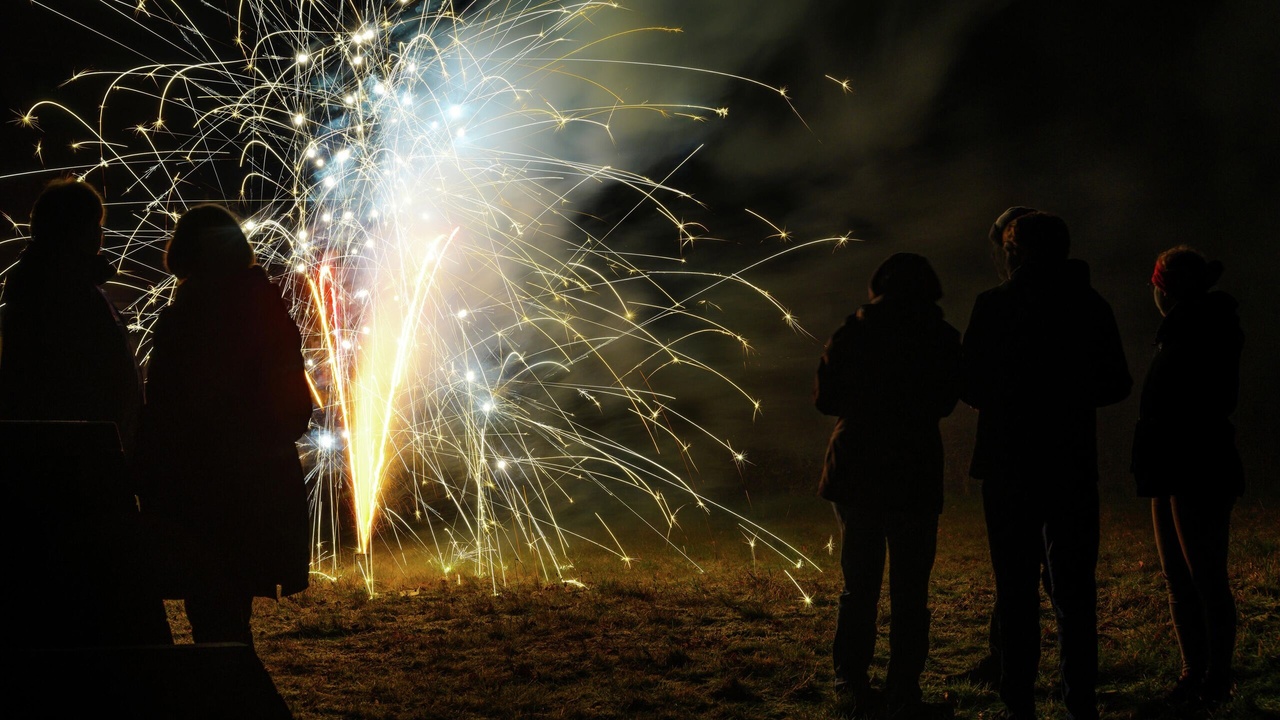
[1132,246,1242,710]
[962,212,1131,720]
[1,179,172,648]
[948,207,1052,690]
[0,179,140,448]
[137,204,313,646]
[816,253,961,720]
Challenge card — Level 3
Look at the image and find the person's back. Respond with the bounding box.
[961,211,1129,720]
[138,203,312,647]
[0,180,141,446]
[1134,276,1243,496]
[817,294,961,513]
[963,214,1130,485]
[0,179,168,648]
[816,252,960,719]
[1133,246,1243,710]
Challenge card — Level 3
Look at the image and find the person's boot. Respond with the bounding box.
[1199,670,1234,708]
[835,680,883,719]
[945,653,1002,688]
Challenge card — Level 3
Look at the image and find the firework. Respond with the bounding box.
[7,0,838,594]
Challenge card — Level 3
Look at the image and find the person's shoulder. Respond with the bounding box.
[938,317,962,343]
[1201,290,1239,316]
[969,283,1010,313]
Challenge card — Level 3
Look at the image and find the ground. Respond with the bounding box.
[163,487,1280,719]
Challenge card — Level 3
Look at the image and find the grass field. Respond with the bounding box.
[163,486,1279,719]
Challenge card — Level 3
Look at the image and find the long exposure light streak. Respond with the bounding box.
[4,0,842,594]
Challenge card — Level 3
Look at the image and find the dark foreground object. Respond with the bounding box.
[5,420,171,646]
[15,643,293,719]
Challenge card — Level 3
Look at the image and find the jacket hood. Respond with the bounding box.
[853,296,944,328]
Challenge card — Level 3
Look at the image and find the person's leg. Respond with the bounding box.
[834,504,888,698]
[884,512,939,709]
[984,481,1043,718]
[185,591,254,646]
[1044,482,1099,720]
[1170,495,1236,702]
[1153,496,1206,687]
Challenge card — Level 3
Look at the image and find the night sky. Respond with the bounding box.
[3,1,1277,496]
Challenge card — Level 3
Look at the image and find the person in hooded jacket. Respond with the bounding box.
[815,252,961,719]
[0,179,141,448]
[1,178,172,648]
[138,203,313,646]
[961,212,1131,720]
[1132,246,1243,710]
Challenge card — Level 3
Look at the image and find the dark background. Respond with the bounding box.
[2,1,1277,498]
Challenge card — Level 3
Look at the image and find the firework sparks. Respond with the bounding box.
[7,0,842,594]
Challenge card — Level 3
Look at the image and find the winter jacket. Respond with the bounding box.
[138,265,313,598]
[962,258,1131,484]
[1131,291,1243,497]
[815,298,961,512]
[0,242,141,451]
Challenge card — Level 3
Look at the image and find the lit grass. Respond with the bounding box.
[168,489,1279,719]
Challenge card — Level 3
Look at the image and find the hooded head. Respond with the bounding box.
[1151,245,1223,316]
[868,252,943,304]
[30,178,105,259]
[165,204,256,281]
[1003,211,1069,274]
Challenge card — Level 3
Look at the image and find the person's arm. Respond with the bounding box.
[960,294,992,410]
[934,325,963,418]
[1091,298,1132,408]
[814,323,858,417]
[261,287,314,441]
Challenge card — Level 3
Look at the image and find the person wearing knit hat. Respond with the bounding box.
[1133,246,1243,711]
[961,211,1131,720]
[1150,245,1226,316]
[815,252,960,719]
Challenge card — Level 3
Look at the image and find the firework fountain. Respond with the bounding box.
[7,0,843,594]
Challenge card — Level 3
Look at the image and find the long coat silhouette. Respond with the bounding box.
[139,265,312,599]
[2,239,171,647]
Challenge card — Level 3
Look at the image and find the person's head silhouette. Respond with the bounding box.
[1150,245,1223,316]
[30,178,106,259]
[1003,211,1069,274]
[868,252,943,304]
[165,204,256,281]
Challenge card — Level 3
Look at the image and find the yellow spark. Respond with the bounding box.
[784,570,813,606]
[825,75,854,94]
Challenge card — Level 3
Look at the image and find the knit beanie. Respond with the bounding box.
[988,206,1037,246]
[1151,245,1224,298]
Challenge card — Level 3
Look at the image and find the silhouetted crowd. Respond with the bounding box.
[0,180,1245,720]
[1,180,312,652]
[815,208,1243,720]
